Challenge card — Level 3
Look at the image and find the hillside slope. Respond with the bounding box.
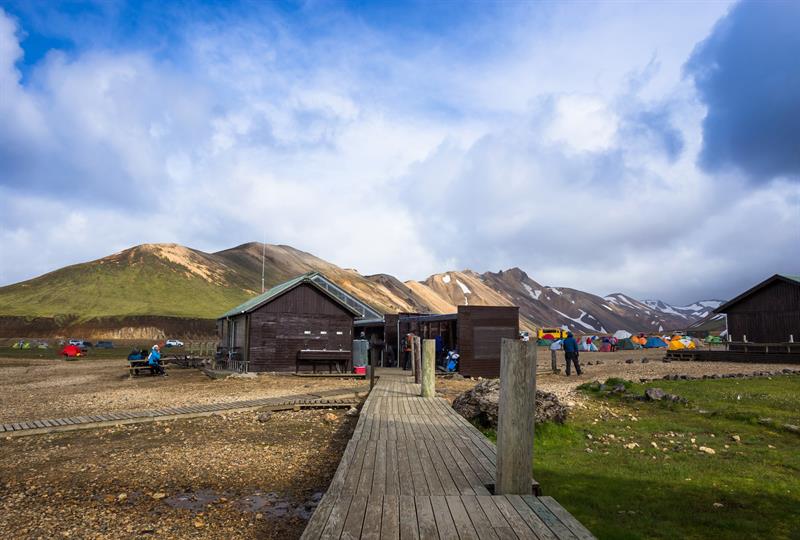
[0,242,717,335]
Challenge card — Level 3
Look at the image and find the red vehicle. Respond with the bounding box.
[61,344,83,358]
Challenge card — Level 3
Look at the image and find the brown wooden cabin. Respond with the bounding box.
[357,305,519,378]
[714,274,800,343]
[217,273,362,372]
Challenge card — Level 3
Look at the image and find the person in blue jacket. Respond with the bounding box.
[147,344,165,376]
[562,332,582,376]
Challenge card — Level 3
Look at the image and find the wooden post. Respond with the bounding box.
[408,334,415,377]
[421,339,435,398]
[369,342,375,391]
[496,338,536,495]
[413,336,422,384]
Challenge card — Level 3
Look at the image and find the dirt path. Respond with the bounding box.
[0,408,355,539]
[0,358,368,423]
[437,349,800,405]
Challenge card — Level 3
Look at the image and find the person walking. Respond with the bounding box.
[147,344,165,376]
[562,332,582,376]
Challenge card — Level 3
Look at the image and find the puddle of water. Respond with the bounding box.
[164,489,221,511]
[163,488,324,520]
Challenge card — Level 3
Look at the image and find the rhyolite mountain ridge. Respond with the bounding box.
[0,243,721,339]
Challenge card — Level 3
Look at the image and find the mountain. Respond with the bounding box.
[0,243,718,338]
[642,299,724,321]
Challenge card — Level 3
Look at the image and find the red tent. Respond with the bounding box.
[61,345,82,357]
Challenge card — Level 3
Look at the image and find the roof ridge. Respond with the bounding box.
[218,272,363,319]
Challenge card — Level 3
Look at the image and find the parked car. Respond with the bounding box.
[95,341,114,349]
[68,339,82,346]
[165,339,184,348]
[83,341,94,348]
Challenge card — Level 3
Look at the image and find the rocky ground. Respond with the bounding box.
[0,408,355,539]
[0,357,368,423]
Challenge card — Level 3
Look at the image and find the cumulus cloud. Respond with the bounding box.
[0,1,797,305]
[685,0,800,182]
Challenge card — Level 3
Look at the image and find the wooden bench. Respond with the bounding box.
[128,359,164,377]
[296,349,351,374]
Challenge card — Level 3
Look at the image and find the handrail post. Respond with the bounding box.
[496,338,536,495]
[421,339,435,398]
[413,336,422,384]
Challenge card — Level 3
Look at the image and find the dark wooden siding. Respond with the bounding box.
[725,280,800,343]
[246,283,354,372]
[457,305,519,377]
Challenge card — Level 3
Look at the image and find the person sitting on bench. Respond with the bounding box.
[147,344,165,376]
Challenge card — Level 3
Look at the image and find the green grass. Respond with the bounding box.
[0,249,255,319]
[485,376,800,539]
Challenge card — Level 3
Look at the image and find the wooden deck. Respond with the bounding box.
[0,387,363,437]
[302,369,595,539]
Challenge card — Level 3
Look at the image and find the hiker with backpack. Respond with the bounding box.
[562,332,582,376]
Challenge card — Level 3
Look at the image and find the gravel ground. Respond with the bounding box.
[0,408,355,539]
[0,358,368,423]
[437,349,800,405]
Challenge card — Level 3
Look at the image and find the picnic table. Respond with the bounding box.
[128,359,162,377]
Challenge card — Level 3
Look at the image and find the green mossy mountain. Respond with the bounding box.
[0,243,428,324]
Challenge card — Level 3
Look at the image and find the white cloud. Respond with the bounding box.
[0,2,796,306]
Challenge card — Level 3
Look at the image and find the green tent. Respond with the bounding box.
[618,337,641,350]
[537,339,554,347]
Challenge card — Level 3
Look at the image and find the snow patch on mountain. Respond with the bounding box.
[554,309,600,332]
[522,283,542,300]
[441,274,451,284]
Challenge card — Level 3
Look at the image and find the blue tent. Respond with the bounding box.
[644,337,667,348]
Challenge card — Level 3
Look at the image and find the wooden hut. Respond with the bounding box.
[360,305,519,377]
[714,274,800,343]
[217,273,363,372]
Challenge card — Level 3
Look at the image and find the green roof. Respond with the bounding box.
[779,274,800,283]
[218,272,363,319]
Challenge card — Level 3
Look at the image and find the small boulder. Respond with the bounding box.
[641,358,649,363]
[699,446,716,455]
[644,388,666,401]
[625,359,634,364]
[452,379,568,428]
[323,412,338,424]
[257,412,273,423]
[345,407,359,417]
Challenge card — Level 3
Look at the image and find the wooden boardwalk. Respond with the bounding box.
[302,370,595,539]
[0,387,363,437]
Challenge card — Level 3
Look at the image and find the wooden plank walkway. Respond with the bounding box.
[1,386,364,437]
[302,369,595,539]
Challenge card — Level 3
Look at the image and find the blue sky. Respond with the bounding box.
[0,0,798,304]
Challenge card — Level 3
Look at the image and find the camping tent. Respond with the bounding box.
[537,339,553,347]
[706,336,723,344]
[645,337,667,348]
[613,330,632,340]
[618,337,641,350]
